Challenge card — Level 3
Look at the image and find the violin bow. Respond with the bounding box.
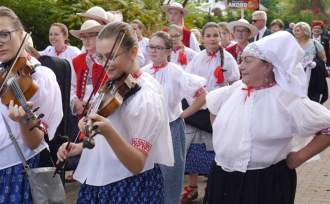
[54,30,127,175]
[0,32,31,93]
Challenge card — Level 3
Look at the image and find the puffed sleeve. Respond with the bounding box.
[288,97,330,137]
[176,67,206,100]
[206,81,242,115]
[121,86,169,155]
[31,66,63,140]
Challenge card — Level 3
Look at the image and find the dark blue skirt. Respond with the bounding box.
[185,143,215,175]
[77,165,164,204]
[0,154,39,204]
[205,160,297,204]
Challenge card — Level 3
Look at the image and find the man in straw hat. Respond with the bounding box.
[226,18,258,64]
[70,20,105,116]
[162,2,200,52]
[77,6,110,25]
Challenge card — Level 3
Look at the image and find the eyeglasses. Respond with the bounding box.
[252,19,262,23]
[0,30,17,43]
[234,29,249,34]
[147,45,170,52]
[170,34,181,39]
[95,50,127,65]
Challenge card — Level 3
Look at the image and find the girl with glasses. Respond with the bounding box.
[168,24,197,69]
[142,31,206,204]
[0,6,63,203]
[57,22,174,203]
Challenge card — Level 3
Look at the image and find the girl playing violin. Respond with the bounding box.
[57,22,174,203]
[0,6,63,204]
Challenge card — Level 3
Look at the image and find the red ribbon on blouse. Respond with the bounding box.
[178,51,188,65]
[214,66,225,84]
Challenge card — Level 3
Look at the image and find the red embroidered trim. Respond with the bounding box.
[132,138,152,155]
[152,61,168,73]
[241,82,276,101]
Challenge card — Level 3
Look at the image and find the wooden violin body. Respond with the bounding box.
[97,74,139,117]
[82,73,141,149]
[0,57,38,106]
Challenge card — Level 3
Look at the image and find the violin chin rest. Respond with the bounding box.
[82,137,95,149]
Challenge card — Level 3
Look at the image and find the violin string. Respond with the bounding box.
[10,79,33,118]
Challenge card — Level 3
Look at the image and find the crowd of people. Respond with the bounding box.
[0,2,330,204]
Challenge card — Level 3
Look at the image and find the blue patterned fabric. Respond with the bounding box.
[160,118,185,204]
[185,144,215,175]
[0,154,39,204]
[77,165,164,204]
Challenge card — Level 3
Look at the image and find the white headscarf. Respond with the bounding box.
[243,31,307,97]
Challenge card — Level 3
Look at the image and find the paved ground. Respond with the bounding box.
[65,80,330,204]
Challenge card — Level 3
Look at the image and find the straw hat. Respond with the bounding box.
[70,20,104,39]
[161,2,188,16]
[77,6,109,24]
[228,18,258,38]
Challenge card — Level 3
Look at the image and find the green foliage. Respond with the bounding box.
[0,0,329,50]
[0,0,166,50]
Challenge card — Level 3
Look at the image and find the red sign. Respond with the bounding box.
[227,0,259,10]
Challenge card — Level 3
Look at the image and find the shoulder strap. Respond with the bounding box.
[219,46,224,67]
[1,114,30,173]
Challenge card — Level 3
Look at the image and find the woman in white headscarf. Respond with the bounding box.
[205,31,330,204]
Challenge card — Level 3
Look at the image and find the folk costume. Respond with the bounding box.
[39,45,81,61]
[205,31,330,204]
[0,57,63,204]
[74,72,174,203]
[143,61,205,204]
[184,47,239,175]
[170,46,197,69]
[161,2,201,52]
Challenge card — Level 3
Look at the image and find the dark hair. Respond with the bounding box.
[0,6,24,31]
[150,31,172,49]
[98,22,138,51]
[270,19,284,29]
[202,22,219,36]
[51,23,69,44]
[131,19,145,30]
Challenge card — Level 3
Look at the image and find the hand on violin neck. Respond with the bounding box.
[87,113,113,138]
[8,100,32,123]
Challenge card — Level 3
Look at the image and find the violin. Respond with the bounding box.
[0,32,42,125]
[82,73,140,149]
[54,29,140,176]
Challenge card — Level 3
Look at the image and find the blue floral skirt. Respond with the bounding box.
[0,154,39,204]
[185,144,215,175]
[77,165,164,204]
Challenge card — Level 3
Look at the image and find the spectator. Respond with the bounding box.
[270,19,284,33]
[251,10,271,41]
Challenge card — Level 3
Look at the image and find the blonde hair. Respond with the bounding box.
[252,10,267,21]
[51,23,69,44]
[294,22,311,38]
